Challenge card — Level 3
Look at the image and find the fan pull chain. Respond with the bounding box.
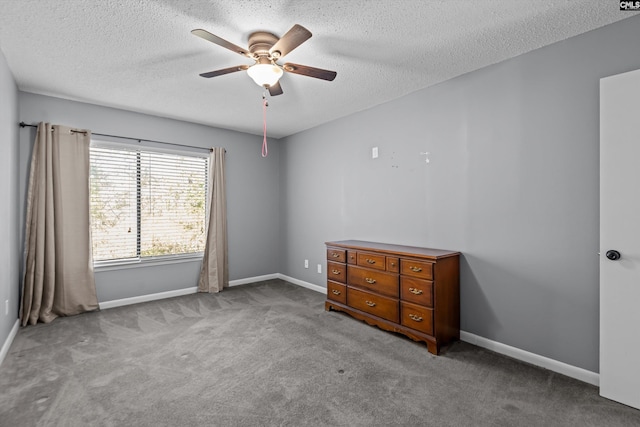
[262,91,268,157]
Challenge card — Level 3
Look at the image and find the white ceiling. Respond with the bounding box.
[0,1,636,139]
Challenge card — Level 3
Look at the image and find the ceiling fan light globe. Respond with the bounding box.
[247,63,283,87]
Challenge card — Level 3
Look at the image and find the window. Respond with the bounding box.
[89,141,208,264]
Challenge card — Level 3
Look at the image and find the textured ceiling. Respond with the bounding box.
[0,1,636,139]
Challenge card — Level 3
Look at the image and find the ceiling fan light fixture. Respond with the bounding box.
[247,63,283,88]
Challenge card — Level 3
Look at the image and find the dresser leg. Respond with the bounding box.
[426,341,438,355]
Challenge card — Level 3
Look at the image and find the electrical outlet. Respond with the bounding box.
[5,300,8,316]
[317,264,322,274]
[304,259,309,269]
[372,147,379,159]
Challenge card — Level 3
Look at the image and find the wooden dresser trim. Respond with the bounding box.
[325,240,460,260]
[325,300,438,354]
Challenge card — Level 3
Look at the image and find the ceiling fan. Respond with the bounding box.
[191,24,337,96]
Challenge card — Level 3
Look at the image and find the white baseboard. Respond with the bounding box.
[98,273,281,309]
[277,274,327,294]
[227,273,326,294]
[229,274,279,287]
[460,331,599,386]
[0,319,20,367]
[99,287,198,309]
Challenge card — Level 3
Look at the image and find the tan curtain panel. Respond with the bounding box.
[198,147,228,293]
[20,123,99,326]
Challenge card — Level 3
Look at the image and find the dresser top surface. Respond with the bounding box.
[325,240,460,260]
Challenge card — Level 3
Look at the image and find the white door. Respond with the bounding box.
[600,68,640,409]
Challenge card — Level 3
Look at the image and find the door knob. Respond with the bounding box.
[606,250,621,261]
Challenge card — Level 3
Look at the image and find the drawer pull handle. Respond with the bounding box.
[409,266,423,272]
[366,258,376,264]
[365,278,376,284]
[365,301,376,307]
[409,287,423,295]
[408,314,423,322]
[332,269,341,275]
[332,289,341,295]
[332,253,340,258]
[391,262,396,266]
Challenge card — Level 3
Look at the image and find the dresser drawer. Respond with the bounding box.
[400,259,433,280]
[327,248,346,263]
[401,301,434,335]
[328,261,347,283]
[347,251,357,264]
[400,277,433,307]
[348,288,398,323]
[327,281,347,304]
[357,252,386,271]
[347,265,398,298]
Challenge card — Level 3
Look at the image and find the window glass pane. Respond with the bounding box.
[90,147,138,261]
[140,151,207,257]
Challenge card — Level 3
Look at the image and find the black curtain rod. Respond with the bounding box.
[19,122,216,152]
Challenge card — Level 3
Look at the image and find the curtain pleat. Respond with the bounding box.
[198,147,228,293]
[20,123,99,326]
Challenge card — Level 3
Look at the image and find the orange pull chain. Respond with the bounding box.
[262,92,268,157]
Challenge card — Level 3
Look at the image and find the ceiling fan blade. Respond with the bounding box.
[192,29,250,57]
[268,81,283,96]
[283,63,337,81]
[199,65,249,78]
[269,24,312,59]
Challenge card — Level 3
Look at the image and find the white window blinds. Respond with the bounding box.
[90,142,208,263]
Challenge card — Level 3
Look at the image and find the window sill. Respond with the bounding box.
[94,254,203,272]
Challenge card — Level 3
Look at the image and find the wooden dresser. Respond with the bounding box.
[325,240,460,355]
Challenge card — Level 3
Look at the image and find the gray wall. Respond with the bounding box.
[279,15,640,373]
[19,93,281,302]
[0,48,20,348]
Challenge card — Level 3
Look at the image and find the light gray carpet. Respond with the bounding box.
[1,279,639,426]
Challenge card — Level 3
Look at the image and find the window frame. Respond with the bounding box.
[89,139,209,270]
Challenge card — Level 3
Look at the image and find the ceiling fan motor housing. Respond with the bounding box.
[248,32,279,59]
